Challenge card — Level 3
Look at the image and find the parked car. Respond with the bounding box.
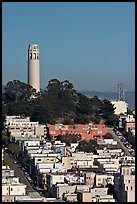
[22,167,25,171]
[26,176,31,182]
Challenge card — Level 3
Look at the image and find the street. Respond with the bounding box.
[4,152,35,192]
[107,128,131,156]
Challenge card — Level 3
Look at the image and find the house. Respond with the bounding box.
[62,193,77,202]
[95,195,115,202]
[52,141,66,156]
[2,182,26,196]
[124,115,135,132]
[48,183,90,199]
[95,174,114,187]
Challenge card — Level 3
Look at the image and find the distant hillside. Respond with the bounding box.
[79,90,135,110]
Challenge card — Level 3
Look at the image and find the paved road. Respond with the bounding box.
[4,152,35,192]
[107,128,131,156]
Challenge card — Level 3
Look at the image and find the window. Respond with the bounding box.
[30,53,32,59]
[128,180,130,183]
[10,188,13,191]
[131,186,132,190]
[126,186,128,191]
[34,53,36,59]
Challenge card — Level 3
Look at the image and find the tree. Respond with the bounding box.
[62,117,72,125]
[3,80,36,103]
[76,139,97,153]
[60,80,78,118]
[2,134,9,146]
[7,143,21,157]
[90,96,103,113]
[58,134,81,146]
[101,99,115,118]
[2,78,120,127]
[127,108,134,115]
[104,133,113,139]
[5,101,32,116]
[105,114,119,126]
[45,79,78,122]
[76,93,93,115]
[75,93,93,124]
[45,79,62,120]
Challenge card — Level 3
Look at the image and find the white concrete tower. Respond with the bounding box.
[28,44,40,92]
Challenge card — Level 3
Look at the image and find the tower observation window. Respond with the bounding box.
[30,53,32,59]
[34,53,36,59]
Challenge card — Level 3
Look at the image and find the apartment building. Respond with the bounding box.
[6,115,47,140]
[47,123,108,140]
[5,115,30,128]
[8,124,47,139]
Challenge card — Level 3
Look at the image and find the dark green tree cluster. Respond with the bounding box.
[2,131,9,146]
[2,79,119,126]
[58,133,82,146]
[76,139,98,153]
[3,80,37,103]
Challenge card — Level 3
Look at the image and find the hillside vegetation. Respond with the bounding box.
[2,79,119,126]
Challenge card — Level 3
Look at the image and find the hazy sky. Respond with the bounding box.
[2,2,135,91]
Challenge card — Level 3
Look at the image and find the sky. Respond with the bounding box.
[2,2,135,92]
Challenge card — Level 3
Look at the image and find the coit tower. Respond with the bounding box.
[28,44,40,92]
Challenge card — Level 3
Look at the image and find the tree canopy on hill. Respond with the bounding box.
[3,80,37,103]
[2,79,119,126]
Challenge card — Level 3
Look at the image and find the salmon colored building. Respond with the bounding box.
[47,123,108,141]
